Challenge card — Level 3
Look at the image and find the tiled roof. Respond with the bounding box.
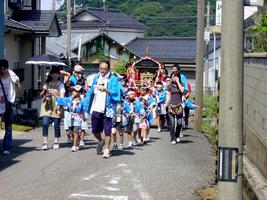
[5,17,32,32]
[61,20,106,30]
[126,37,197,63]
[67,7,147,30]
[47,31,102,54]
[11,10,61,35]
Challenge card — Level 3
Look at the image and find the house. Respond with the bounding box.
[125,37,197,90]
[60,7,147,46]
[47,31,139,75]
[46,7,146,73]
[4,0,62,102]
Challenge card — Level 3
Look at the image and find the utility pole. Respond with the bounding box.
[66,0,71,66]
[204,1,210,92]
[103,0,106,11]
[194,0,205,132]
[52,0,56,11]
[218,0,243,199]
[0,0,4,59]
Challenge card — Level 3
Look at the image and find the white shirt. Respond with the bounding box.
[0,70,19,114]
[90,72,110,114]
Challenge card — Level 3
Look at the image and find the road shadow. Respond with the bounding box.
[179,139,194,144]
[110,149,135,157]
[0,139,36,171]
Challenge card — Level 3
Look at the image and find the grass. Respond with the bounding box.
[1,123,34,132]
[202,95,219,145]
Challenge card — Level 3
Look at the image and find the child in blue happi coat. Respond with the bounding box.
[153,81,167,132]
[57,85,86,152]
[124,88,145,147]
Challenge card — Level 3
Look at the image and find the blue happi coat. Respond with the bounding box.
[83,73,121,113]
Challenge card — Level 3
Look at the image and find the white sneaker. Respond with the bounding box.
[176,137,181,143]
[137,138,142,144]
[127,141,133,148]
[42,143,48,150]
[53,143,60,150]
[143,137,148,144]
[3,150,10,155]
[103,149,110,158]
[67,138,73,144]
[112,144,118,151]
[132,140,137,146]
[96,140,104,155]
[117,143,123,150]
[158,127,161,132]
[171,140,176,145]
[79,140,85,147]
[71,145,79,152]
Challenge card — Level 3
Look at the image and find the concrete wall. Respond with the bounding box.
[244,53,267,179]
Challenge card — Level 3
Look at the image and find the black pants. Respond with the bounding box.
[184,106,190,126]
[168,113,183,141]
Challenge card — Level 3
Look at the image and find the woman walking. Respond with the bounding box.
[166,71,184,144]
[40,67,65,150]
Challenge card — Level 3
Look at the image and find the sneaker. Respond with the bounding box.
[67,138,73,144]
[180,132,184,138]
[143,137,148,144]
[117,143,123,150]
[96,140,104,155]
[176,137,181,143]
[79,140,85,147]
[42,143,48,150]
[103,149,110,158]
[132,140,137,146]
[53,143,60,150]
[127,141,133,148]
[158,127,161,133]
[112,144,118,151]
[171,140,177,145]
[3,150,10,155]
[137,138,142,144]
[147,137,150,142]
[71,145,79,152]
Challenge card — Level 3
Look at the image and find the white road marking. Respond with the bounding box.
[69,194,128,200]
[109,176,121,184]
[104,186,120,191]
[82,174,96,181]
[117,163,127,167]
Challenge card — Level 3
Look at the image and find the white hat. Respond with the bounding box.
[74,65,84,73]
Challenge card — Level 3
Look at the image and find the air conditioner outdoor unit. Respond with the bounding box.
[9,0,23,8]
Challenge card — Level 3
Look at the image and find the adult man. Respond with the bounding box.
[84,61,120,158]
[0,59,21,155]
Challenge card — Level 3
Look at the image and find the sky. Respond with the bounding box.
[41,0,64,10]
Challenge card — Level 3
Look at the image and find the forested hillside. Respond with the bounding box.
[57,0,216,37]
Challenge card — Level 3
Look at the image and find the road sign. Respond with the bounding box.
[204,31,210,42]
[244,0,264,6]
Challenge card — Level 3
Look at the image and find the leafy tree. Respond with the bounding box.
[57,0,217,37]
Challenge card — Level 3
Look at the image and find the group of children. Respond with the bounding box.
[45,65,197,153]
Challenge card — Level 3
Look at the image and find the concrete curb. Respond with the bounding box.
[243,155,267,200]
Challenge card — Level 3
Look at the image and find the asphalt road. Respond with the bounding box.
[0,124,213,200]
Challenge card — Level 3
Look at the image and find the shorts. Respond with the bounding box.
[69,126,81,133]
[91,111,113,135]
[112,121,124,133]
[125,117,138,133]
[139,119,149,129]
